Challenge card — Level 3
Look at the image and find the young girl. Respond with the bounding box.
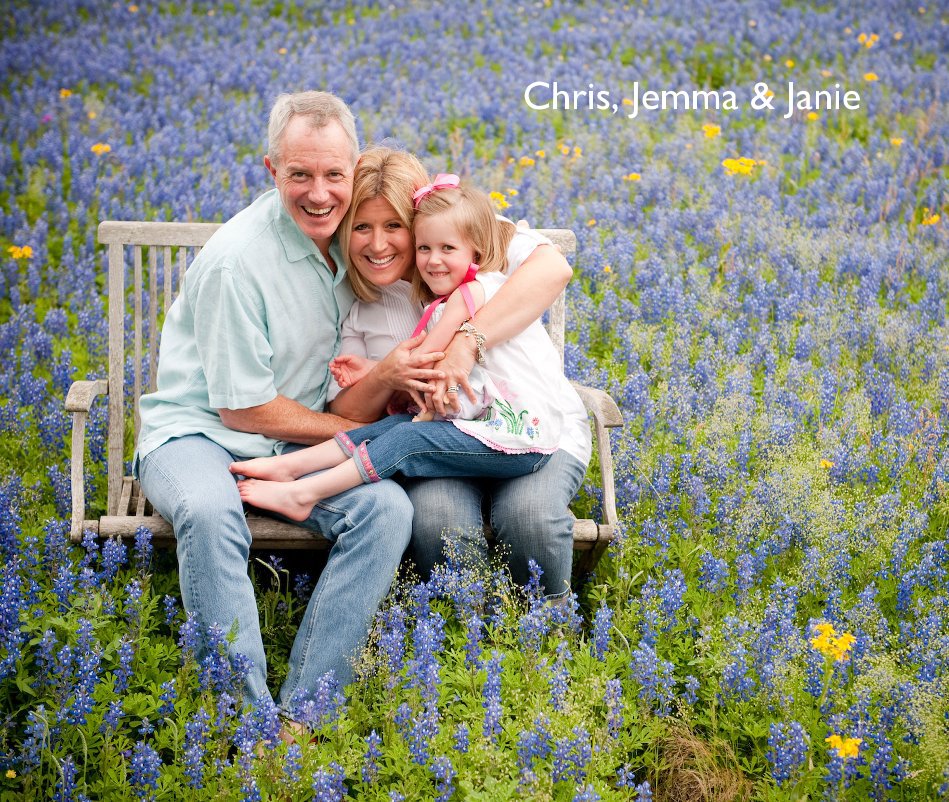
[230,176,581,522]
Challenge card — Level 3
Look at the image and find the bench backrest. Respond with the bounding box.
[97,220,576,515]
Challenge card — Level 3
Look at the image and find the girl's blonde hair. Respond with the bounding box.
[411,182,515,303]
[339,145,429,302]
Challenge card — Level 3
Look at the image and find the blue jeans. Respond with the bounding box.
[137,434,412,710]
[402,449,587,599]
[341,414,551,483]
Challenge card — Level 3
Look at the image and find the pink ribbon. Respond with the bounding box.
[412,173,460,208]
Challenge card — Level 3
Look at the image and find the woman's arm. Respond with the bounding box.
[328,333,446,422]
[429,243,571,415]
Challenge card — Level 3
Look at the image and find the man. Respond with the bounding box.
[135,91,412,722]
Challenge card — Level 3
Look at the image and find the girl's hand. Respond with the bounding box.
[330,354,378,388]
[428,331,478,417]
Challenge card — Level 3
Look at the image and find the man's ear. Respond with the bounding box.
[264,155,276,179]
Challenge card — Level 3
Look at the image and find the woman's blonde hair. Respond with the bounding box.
[411,182,514,302]
[339,145,429,302]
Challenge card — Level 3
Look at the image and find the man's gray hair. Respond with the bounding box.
[267,91,359,167]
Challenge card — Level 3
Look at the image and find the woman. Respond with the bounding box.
[328,146,592,599]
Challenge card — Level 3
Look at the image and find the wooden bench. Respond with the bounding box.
[66,221,624,574]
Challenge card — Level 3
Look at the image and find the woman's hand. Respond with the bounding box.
[428,331,478,416]
[375,332,446,407]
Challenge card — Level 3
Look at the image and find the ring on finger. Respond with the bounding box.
[446,385,459,394]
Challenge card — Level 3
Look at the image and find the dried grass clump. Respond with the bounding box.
[651,727,753,802]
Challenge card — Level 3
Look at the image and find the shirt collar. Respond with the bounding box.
[271,190,343,275]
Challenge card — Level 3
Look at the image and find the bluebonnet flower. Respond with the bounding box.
[630,639,674,715]
[431,756,455,802]
[178,611,200,664]
[766,721,809,787]
[158,679,176,717]
[362,730,383,784]
[311,762,346,802]
[162,595,178,627]
[115,637,135,693]
[552,726,592,783]
[289,671,344,731]
[464,612,483,669]
[129,741,161,801]
[483,650,503,741]
[99,536,128,582]
[293,572,313,601]
[283,743,302,787]
[453,723,469,754]
[19,706,48,774]
[101,700,123,737]
[133,525,153,571]
[605,678,623,739]
[590,601,613,661]
[547,641,572,712]
[683,674,699,705]
[53,755,78,802]
[699,551,728,594]
[376,604,407,686]
[183,707,211,789]
[573,785,600,802]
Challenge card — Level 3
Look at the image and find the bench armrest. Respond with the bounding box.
[571,381,624,533]
[66,379,109,411]
[66,379,109,540]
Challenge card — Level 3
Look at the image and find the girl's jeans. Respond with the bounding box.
[337,413,551,484]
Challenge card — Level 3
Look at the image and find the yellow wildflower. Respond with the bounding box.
[864,72,879,82]
[894,31,903,40]
[128,3,138,11]
[489,192,510,211]
[59,88,72,98]
[506,188,518,196]
[5,769,15,779]
[821,69,833,77]
[622,97,635,106]
[519,156,535,167]
[91,143,111,155]
[702,123,721,139]
[558,143,570,156]
[890,137,904,147]
[785,58,795,68]
[763,54,772,62]
[604,265,612,274]
[825,735,862,759]
[858,32,879,48]
[807,111,819,121]
[844,26,852,34]
[623,172,642,182]
[921,211,940,226]
[278,47,288,55]
[810,621,857,662]
[820,458,834,469]
[573,146,582,157]
[7,245,33,259]
[586,218,596,226]
[722,157,758,176]
[534,149,546,158]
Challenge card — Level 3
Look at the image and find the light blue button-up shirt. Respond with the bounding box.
[136,188,355,461]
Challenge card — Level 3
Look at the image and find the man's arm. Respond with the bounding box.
[219,395,360,445]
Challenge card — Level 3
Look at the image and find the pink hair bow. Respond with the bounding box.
[412,173,460,208]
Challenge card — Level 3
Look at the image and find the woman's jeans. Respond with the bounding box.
[340,414,551,483]
[138,434,412,712]
[402,449,588,600]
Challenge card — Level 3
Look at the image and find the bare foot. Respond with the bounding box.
[237,478,316,521]
[229,456,297,482]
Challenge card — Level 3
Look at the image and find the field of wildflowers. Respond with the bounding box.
[1,0,948,799]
